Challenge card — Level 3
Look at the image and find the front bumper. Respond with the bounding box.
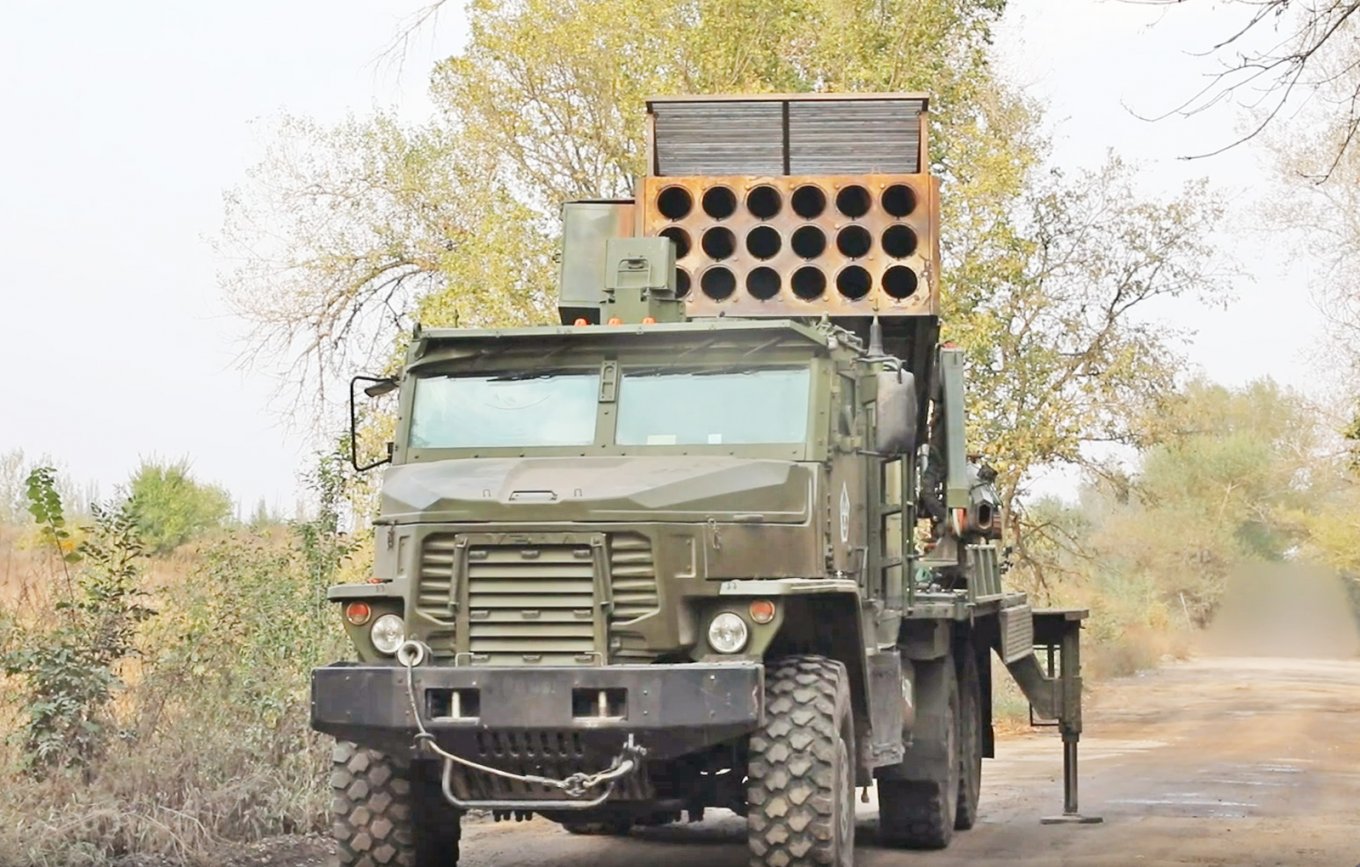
[311,661,764,760]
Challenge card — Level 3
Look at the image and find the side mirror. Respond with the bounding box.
[350,375,398,472]
[874,369,918,456]
[363,379,398,398]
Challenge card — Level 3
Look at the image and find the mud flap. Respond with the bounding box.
[865,651,907,768]
[877,650,951,782]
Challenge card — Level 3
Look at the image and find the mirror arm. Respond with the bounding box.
[350,375,396,472]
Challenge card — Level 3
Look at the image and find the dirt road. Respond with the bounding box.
[249,656,1360,867]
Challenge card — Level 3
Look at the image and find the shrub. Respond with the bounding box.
[127,459,232,555]
[0,465,352,866]
[1,469,151,775]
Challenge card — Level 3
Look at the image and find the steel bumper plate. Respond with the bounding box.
[311,662,764,759]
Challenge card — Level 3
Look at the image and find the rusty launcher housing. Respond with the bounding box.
[561,93,940,327]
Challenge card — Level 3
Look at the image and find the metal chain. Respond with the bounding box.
[399,642,645,798]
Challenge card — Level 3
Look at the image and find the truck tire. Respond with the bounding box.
[747,655,856,867]
[331,741,460,867]
[954,646,983,830]
[877,655,959,849]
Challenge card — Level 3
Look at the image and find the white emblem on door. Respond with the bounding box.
[839,483,850,544]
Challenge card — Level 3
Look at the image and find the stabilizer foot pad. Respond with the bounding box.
[1040,814,1104,825]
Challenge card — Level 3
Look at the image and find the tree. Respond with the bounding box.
[247,498,286,530]
[436,0,1014,204]
[0,450,92,525]
[1135,1,1360,173]
[1255,65,1360,450]
[1134,4,1360,473]
[1100,378,1321,620]
[949,156,1227,585]
[0,448,28,524]
[126,459,233,555]
[1236,31,1360,620]
[219,117,554,412]
[4,469,151,773]
[1346,414,1360,471]
[1028,378,1326,619]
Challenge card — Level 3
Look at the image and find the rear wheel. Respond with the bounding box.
[331,741,460,867]
[747,655,856,867]
[878,654,959,849]
[955,646,983,830]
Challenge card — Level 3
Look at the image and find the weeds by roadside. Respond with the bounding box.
[0,465,353,867]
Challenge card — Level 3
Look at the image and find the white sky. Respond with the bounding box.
[0,0,1328,512]
[998,1,1324,392]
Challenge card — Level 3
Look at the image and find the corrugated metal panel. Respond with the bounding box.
[651,97,925,176]
[609,533,658,623]
[653,101,785,176]
[788,100,922,174]
[416,534,457,652]
[466,543,597,664]
[999,603,1036,664]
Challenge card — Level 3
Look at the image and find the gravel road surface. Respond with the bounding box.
[225,656,1360,867]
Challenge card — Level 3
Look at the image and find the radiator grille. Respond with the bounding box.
[415,533,659,663]
[415,535,458,649]
[466,542,598,664]
[609,533,659,624]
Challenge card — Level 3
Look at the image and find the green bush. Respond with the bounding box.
[127,459,233,555]
[2,469,151,774]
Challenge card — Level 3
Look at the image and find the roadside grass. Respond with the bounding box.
[0,525,350,867]
[0,525,51,609]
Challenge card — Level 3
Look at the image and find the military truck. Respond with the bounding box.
[311,93,1095,867]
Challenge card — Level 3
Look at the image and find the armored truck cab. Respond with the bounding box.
[311,94,1095,867]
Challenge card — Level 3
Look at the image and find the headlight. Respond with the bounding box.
[707,612,749,654]
[370,614,406,655]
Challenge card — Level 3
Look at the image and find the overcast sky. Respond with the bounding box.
[0,0,1327,512]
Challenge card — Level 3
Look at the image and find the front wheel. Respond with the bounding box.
[747,655,856,867]
[331,741,461,867]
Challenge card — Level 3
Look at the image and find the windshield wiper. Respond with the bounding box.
[489,368,587,382]
[625,365,784,378]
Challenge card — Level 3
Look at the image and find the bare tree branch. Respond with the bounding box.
[374,2,451,79]
[1129,0,1360,174]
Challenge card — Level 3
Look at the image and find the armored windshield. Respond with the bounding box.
[409,372,600,448]
[406,361,814,453]
[615,368,811,446]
